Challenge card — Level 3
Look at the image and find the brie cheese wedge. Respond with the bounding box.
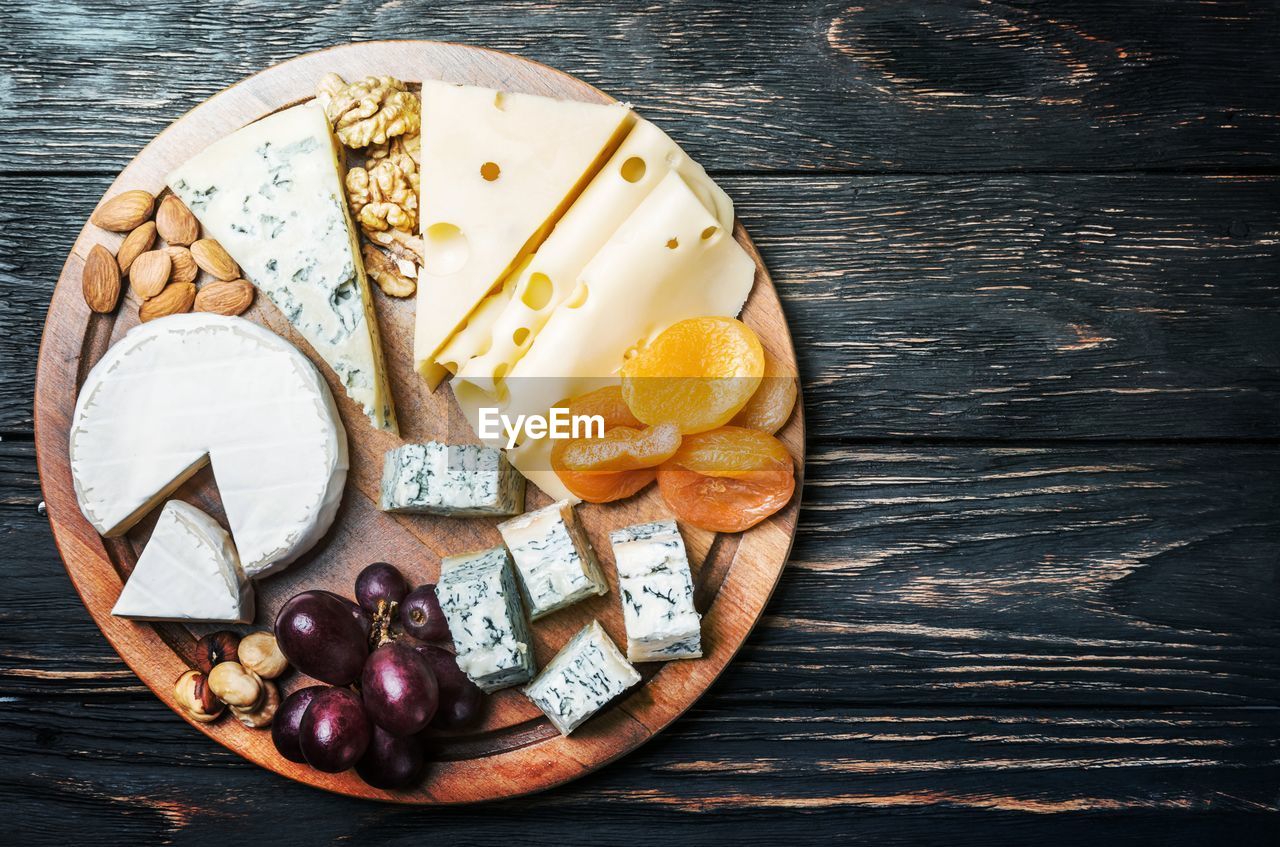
[112,500,253,623]
[70,314,348,578]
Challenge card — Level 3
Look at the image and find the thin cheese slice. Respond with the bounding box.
[453,170,757,501]
[168,102,397,433]
[414,81,634,384]
[440,119,734,394]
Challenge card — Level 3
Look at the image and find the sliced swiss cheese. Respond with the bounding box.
[439,118,735,395]
[414,81,634,385]
[112,500,253,623]
[70,314,348,578]
[453,170,757,501]
[167,102,397,433]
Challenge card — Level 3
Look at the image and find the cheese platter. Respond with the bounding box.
[34,41,804,803]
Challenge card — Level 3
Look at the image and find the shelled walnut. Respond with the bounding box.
[362,243,416,298]
[346,151,419,233]
[319,73,420,149]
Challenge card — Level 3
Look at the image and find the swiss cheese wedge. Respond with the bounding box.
[454,170,757,501]
[414,81,634,386]
[438,119,734,395]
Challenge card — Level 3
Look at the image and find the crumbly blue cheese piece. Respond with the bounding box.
[523,621,640,735]
[437,546,536,692]
[498,500,607,620]
[610,520,702,662]
[166,102,397,433]
[379,442,525,516]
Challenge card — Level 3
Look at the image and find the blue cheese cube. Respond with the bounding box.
[498,500,608,620]
[437,546,536,691]
[380,442,524,517]
[610,520,702,662]
[523,621,641,735]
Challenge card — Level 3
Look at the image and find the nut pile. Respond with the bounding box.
[83,189,255,320]
[319,73,423,298]
[174,630,290,729]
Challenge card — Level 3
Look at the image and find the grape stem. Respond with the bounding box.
[369,599,398,649]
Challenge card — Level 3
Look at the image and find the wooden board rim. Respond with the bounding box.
[33,40,805,804]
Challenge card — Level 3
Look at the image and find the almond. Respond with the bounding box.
[90,190,155,232]
[166,246,199,285]
[116,221,157,274]
[156,195,200,245]
[139,282,196,322]
[195,279,255,317]
[82,244,121,313]
[190,238,239,281]
[129,250,172,299]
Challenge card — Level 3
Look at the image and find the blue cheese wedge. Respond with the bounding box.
[610,520,702,662]
[167,102,397,433]
[112,500,253,623]
[498,500,607,620]
[379,442,525,516]
[523,621,640,735]
[437,546,536,692]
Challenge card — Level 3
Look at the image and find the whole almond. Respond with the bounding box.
[129,250,172,299]
[156,195,200,245]
[90,190,155,232]
[82,244,121,313]
[116,221,157,274]
[166,245,199,285]
[190,239,239,281]
[139,282,196,322]
[195,279,255,317]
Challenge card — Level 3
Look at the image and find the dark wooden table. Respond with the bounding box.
[2,2,1277,843]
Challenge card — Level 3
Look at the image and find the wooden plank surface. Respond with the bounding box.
[1,1,1277,173]
[3,174,1277,436]
[2,0,1278,840]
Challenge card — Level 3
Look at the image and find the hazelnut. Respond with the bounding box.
[195,630,240,673]
[173,669,224,723]
[238,631,289,679]
[231,679,280,728]
[207,661,263,708]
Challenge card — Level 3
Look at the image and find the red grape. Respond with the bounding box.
[275,590,368,685]
[355,562,409,612]
[415,643,486,731]
[356,725,426,790]
[299,687,371,773]
[272,685,325,763]
[362,642,438,736]
[400,584,449,642]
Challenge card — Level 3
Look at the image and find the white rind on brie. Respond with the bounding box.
[70,314,348,578]
[112,500,253,623]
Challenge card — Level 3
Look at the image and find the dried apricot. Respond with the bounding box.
[657,467,794,533]
[567,385,643,429]
[621,317,764,434]
[552,429,659,503]
[556,422,681,472]
[665,426,792,478]
[731,349,798,434]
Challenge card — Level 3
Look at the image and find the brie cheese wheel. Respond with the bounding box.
[167,102,397,433]
[414,80,634,384]
[440,118,734,394]
[70,314,348,578]
[112,500,253,623]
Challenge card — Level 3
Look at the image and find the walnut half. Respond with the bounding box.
[362,243,416,298]
[345,148,419,233]
[323,75,420,149]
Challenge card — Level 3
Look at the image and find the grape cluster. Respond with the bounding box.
[270,562,485,789]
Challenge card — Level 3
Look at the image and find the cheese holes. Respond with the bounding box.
[521,273,553,310]
[620,156,646,183]
[564,281,589,309]
[701,226,719,240]
[666,238,679,250]
[480,162,501,181]
[513,327,530,347]
[422,223,470,276]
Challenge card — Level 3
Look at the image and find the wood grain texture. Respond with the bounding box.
[3,173,1277,436]
[0,1,1277,174]
[30,41,803,803]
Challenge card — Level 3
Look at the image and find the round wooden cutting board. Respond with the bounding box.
[33,41,804,803]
